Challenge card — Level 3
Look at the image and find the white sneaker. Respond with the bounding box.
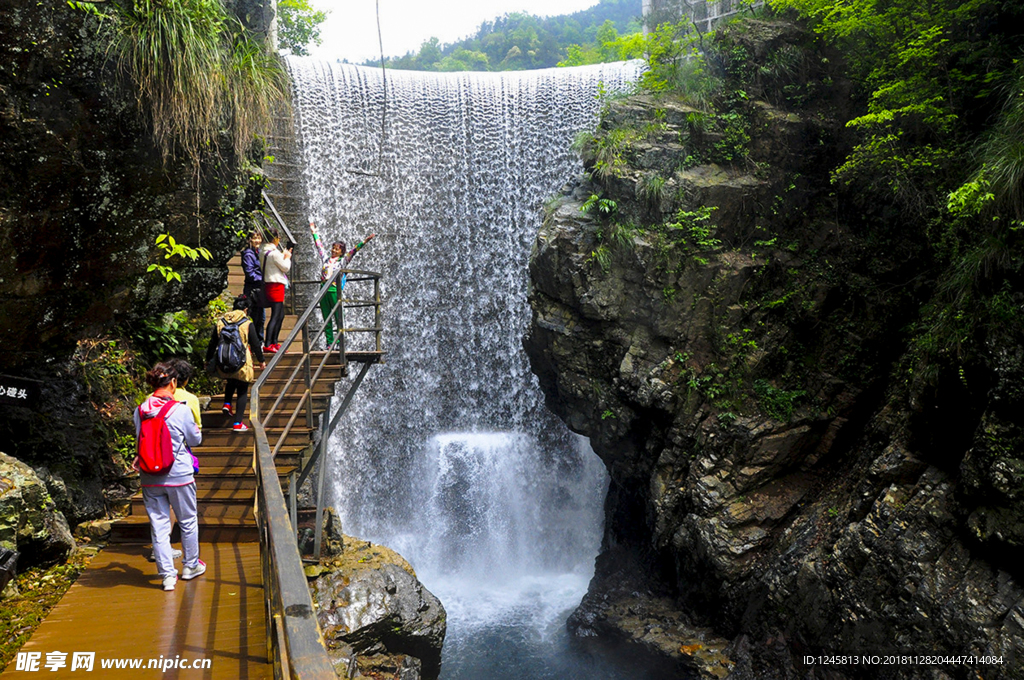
[148,548,183,562]
[162,575,177,591]
[181,559,206,581]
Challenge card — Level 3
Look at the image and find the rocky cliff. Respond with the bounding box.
[0,0,269,529]
[526,20,1024,678]
[0,0,264,368]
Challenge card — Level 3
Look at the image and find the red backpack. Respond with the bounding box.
[137,400,178,475]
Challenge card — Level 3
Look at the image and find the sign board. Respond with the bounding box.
[0,375,41,407]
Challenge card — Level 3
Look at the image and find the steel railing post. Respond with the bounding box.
[302,318,313,430]
[374,275,382,353]
[313,411,330,559]
[339,271,348,373]
[289,471,297,546]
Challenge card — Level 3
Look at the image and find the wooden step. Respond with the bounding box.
[195,476,257,491]
[196,487,258,501]
[247,380,336,397]
[200,427,314,447]
[196,445,306,458]
[110,514,259,543]
[260,350,344,367]
[200,464,298,477]
[124,498,266,525]
[196,452,302,474]
[205,378,337,400]
[129,492,256,513]
[209,393,329,414]
[256,364,345,383]
[202,409,326,430]
[255,367,344,386]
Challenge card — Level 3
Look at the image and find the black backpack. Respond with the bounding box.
[216,319,247,374]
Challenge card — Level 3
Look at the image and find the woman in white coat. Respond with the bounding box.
[260,231,292,352]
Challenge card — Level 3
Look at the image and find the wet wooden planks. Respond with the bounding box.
[5,543,271,679]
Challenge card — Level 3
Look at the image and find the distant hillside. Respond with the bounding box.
[364,0,642,72]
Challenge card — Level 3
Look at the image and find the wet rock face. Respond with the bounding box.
[526,19,1024,676]
[308,539,446,680]
[0,0,271,526]
[0,452,74,568]
[0,0,261,371]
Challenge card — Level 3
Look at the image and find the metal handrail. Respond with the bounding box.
[262,190,297,245]
[252,419,336,679]
[250,253,383,676]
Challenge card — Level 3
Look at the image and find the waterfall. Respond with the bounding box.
[287,60,641,677]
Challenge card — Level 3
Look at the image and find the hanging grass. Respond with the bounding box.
[976,69,1024,220]
[87,0,288,165]
[225,27,290,159]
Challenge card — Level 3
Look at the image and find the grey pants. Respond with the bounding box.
[142,483,200,578]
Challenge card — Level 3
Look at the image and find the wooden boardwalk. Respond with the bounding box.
[5,254,382,678]
[4,543,271,679]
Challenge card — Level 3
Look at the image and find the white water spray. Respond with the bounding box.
[287,60,641,678]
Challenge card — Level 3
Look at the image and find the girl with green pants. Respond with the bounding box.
[309,221,375,346]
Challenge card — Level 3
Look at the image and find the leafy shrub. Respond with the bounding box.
[124,298,229,389]
[754,379,805,421]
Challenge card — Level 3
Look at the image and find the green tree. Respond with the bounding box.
[558,19,646,66]
[418,37,443,68]
[370,0,642,72]
[767,0,1024,363]
[437,48,490,72]
[769,0,1022,216]
[277,0,327,56]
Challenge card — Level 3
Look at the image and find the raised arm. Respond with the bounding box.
[343,233,376,265]
[309,220,328,262]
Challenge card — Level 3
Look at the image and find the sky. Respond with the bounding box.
[305,0,603,64]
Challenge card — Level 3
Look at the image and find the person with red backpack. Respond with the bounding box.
[134,361,204,591]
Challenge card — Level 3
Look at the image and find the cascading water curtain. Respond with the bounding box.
[286,62,640,639]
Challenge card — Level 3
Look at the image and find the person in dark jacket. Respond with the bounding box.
[240,231,266,347]
[206,294,266,431]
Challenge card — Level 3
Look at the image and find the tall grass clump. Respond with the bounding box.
[971,65,1024,220]
[86,0,289,165]
[225,30,290,158]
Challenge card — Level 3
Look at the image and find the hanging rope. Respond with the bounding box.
[376,0,388,175]
[343,0,388,179]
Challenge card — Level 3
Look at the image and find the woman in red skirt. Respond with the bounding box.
[260,231,292,353]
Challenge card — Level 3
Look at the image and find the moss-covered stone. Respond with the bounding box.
[308,535,446,680]
[0,452,74,568]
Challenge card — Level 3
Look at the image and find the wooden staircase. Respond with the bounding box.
[111,256,335,544]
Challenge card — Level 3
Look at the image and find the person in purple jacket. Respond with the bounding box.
[240,231,265,347]
[135,362,205,591]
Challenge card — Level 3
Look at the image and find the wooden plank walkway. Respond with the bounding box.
[5,253,383,677]
[4,543,271,679]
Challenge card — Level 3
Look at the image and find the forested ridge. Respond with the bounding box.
[362,0,641,71]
